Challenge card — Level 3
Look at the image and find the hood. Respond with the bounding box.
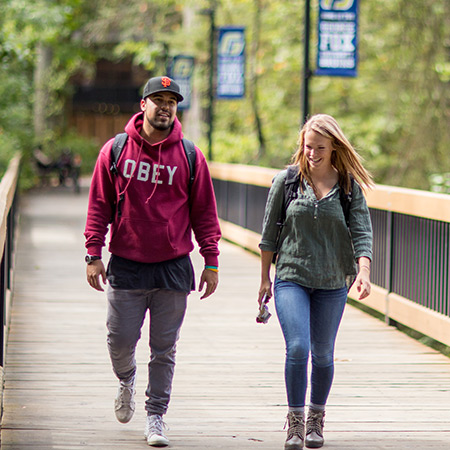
[124,112,183,149]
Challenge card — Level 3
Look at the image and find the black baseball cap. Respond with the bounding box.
[142,76,184,102]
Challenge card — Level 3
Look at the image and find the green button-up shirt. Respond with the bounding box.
[259,170,373,290]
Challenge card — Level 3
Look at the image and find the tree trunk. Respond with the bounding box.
[180,6,202,143]
[33,42,53,140]
[250,0,266,160]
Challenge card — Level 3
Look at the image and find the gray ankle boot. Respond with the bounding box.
[305,409,325,448]
[284,411,305,450]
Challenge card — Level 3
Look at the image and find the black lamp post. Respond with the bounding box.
[199,3,216,161]
[302,0,312,125]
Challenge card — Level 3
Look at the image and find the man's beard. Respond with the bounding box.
[149,117,174,131]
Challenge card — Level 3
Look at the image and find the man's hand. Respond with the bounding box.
[86,259,106,291]
[198,269,218,299]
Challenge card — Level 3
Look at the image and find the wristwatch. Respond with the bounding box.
[85,255,101,264]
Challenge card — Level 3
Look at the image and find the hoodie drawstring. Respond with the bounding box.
[115,140,163,217]
[118,140,143,198]
[114,141,144,218]
[145,142,162,204]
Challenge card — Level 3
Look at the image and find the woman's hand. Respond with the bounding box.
[355,257,371,300]
[259,250,274,305]
[258,280,272,306]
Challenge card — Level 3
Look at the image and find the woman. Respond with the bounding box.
[258,114,373,449]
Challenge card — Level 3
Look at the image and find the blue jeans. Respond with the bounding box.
[274,278,347,408]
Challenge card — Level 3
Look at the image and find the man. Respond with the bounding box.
[84,76,221,447]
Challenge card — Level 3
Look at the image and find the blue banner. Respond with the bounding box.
[169,55,194,110]
[217,27,246,99]
[316,0,358,77]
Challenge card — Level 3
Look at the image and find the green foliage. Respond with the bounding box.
[19,131,97,191]
[1,0,449,193]
[0,29,33,177]
[212,0,304,167]
[34,130,98,174]
[0,0,97,181]
[429,173,450,194]
[201,0,450,190]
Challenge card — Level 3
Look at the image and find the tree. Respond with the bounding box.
[1,0,449,191]
[249,0,266,159]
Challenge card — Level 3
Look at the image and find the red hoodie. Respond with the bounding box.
[84,112,221,266]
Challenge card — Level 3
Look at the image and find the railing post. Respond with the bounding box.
[385,210,393,325]
[0,252,5,367]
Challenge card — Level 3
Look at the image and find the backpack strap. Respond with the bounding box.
[108,133,128,221]
[284,165,300,212]
[273,166,300,263]
[181,138,196,192]
[339,175,354,228]
[110,132,128,175]
[277,165,299,228]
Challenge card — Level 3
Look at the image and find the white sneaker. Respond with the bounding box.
[144,414,169,447]
[114,378,135,423]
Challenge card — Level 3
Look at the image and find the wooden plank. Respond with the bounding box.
[365,184,450,223]
[1,185,450,449]
[388,292,450,346]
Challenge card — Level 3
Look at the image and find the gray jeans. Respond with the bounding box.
[106,286,187,415]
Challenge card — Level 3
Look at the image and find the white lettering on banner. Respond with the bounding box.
[319,54,355,68]
[321,0,354,10]
[320,33,355,52]
[317,0,357,75]
[123,160,178,185]
[320,21,355,33]
[218,32,245,56]
[172,59,193,78]
[321,11,355,21]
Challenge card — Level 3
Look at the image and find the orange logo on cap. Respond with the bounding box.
[161,77,171,87]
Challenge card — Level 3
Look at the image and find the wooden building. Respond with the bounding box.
[68,58,150,145]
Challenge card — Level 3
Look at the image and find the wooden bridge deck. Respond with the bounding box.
[1,184,450,449]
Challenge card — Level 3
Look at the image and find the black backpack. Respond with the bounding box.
[109,132,196,220]
[273,165,354,262]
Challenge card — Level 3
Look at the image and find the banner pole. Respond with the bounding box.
[207,6,215,161]
[302,0,311,125]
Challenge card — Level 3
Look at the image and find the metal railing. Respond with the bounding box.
[370,209,449,317]
[210,162,450,347]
